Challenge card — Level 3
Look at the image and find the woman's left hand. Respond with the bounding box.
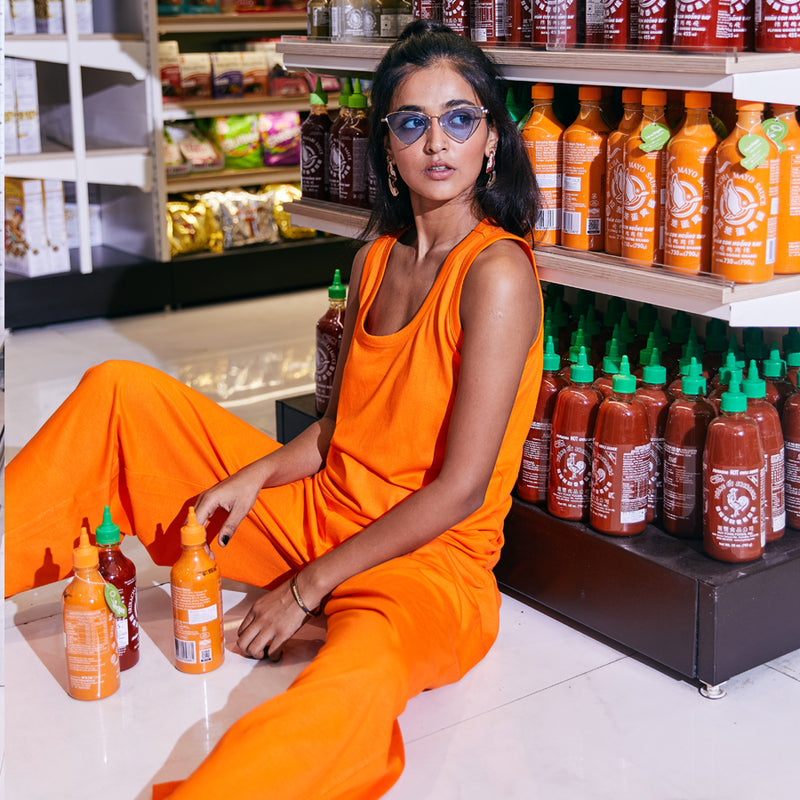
[236,579,310,661]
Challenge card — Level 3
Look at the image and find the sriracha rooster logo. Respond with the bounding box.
[725,487,750,518]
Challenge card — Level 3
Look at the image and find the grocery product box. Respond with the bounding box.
[5,178,54,277]
[159,40,182,99]
[12,59,42,156]
[241,51,268,97]
[43,179,71,272]
[180,53,212,99]
[64,183,103,248]
[211,52,244,99]
[5,59,19,156]
[9,0,36,34]
[34,0,64,33]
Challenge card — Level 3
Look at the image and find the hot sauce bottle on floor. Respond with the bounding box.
[171,507,224,674]
[63,528,121,700]
[783,392,800,529]
[95,506,139,671]
[315,268,347,415]
[590,356,652,536]
[548,348,602,521]
[703,378,766,563]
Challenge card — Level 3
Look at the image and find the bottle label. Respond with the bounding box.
[769,447,786,526]
[785,440,800,517]
[663,442,701,522]
[64,606,119,697]
[104,583,128,618]
[762,117,789,153]
[591,441,650,525]
[519,421,552,495]
[639,123,671,153]
[705,466,763,549]
[551,433,592,509]
[738,133,771,170]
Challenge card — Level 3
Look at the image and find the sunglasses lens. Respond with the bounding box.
[386,112,429,145]
[440,108,484,142]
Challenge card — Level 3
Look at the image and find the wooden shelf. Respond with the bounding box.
[167,165,300,193]
[157,12,307,35]
[162,93,338,121]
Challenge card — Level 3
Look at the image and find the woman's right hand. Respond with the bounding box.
[194,461,267,546]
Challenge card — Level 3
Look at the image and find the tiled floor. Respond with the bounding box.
[5,290,800,799]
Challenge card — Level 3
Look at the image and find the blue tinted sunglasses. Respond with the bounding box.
[382,106,488,145]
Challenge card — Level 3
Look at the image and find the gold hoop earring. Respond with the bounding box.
[486,149,496,188]
[387,157,399,197]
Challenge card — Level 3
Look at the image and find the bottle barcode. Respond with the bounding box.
[174,638,196,664]
[199,647,213,664]
[563,211,581,235]
[537,208,559,231]
[587,217,601,235]
[766,237,776,265]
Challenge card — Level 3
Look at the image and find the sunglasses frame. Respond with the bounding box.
[382,105,489,146]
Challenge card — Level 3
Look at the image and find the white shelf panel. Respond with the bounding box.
[158,12,306,35]
[167,165,301,193]
[5,34,148,79]
[161,93,338,122]
[286,199,800,327]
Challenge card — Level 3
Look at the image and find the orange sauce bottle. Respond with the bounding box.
[170,507,225,674]
[521,83,564,246]
[62,528,121,700]
[766,103,800,274]
[711,100,780,283]
[663,91,720,273]
[561,86,610,251]
[605,88,642,256]
[622,89,669,265]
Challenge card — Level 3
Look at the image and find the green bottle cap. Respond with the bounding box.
[787,351,800,368]
[310,76,328,106]
[603,297,627,329]
[636,303,658,336]
[618,314,636,345]
[762,346,786,378]
[782,327,800,354]
[642,349,667,385]
[584,305,602,338]
[570,347,594,383]
[669,310,691,345]
[602,338,622,374]
[568,327,588,363]
[543,336,561,372]
[639,332,656,367]
[549,296,570,328]
[718,351,744,386]
[94,505,121,546]
[653,319,669,354]
[704,318,728,353]
[340,77,353,103]
[348,78,367,109]
[505,88,522,124]
[681,357,707,396]
[328,268,346,300]
[742,359,767,399]
[721,377,747,413]
[743,327,769,361]
[612,355,637,394]
[574,289,596,320]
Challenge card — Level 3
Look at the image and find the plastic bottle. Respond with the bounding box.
[704,317,730,378]
[378,0,413,38]
[517,337,569,504]
[663,91,720,273]
[711,101,780,284]
[783,392,800,528]
[765,104,800,273]
[703,378,765,563]
[673,0,732,51]
[663,358,716,537]
[170,507,224,674]
[585,0,605,43]
[787,351,800,388]
[755,0,800,52]
[590,357,651,536]
[328,78,352,205]
[622,89,669,266]
[636,351,672,522]
[729,0,755,50]
[95,506,139,671]
[561,86,610,252]
[300,77,332,202]
[315,268,347,415]
[548,348,602,521]
[338,78,369,208]
[593,339,623,399]
[532,0,579,46]
[308,0,332,36]
[62,528,121,700]
[413,0,444,20]
[742,360,786,541]
[442,0,470,37]
[471,0,507,42]
[637,0,673,50]
[605,88,642,256]
[762,346,797,414]
[507,0,531,44]
[603,0,638,48]
[521,83,564,247]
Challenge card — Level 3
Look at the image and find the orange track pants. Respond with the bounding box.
[5,360,501,799]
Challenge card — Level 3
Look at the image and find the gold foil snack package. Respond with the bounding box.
[166,199,223,257]
[263,183,316,240]
[195,189,279,249]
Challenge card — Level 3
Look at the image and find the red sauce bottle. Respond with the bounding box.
[328,79,352,205]
[548,348,602,522]
[517,337,568,504]
[603,0,638,48]
[95,506,140,671]
[755,0,800,52]
[673,0,732,51]
[592,340,623,400]
[703,378,765,562]
[442,0,470,37]
[663,359,716,537]
[636,354,673,523]
[786,351,800,389]
[300,78,332,201]
[743,360,786,542]
[638,0,673,49]
[471,0,506,42]
[783,393,800,529]
[315,269,346,415]
[532,0,580,46]
[590,357,652,536]
[729,0,755,49]
[338,79,369,208]
[761,347,798,415]
[413,0,444,20]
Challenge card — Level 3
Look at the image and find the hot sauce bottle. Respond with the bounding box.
[315,269,347,415]
[761,347,797,414]
[663,358,716,537]
[95,506,139,671]
[755,0,800,52]
[673,0,732,51]
[787,351,800,389]
[328,77,352,205]
[592,339,624,400]
[590,357,652,536]
[783,392,800,529]
[742,361,786,542]
[638,0,674,49]
[300,77,332,201]
[548,348,602,521]
[338,78,369,208]
[703,378,765,563]
[768,104,800,274]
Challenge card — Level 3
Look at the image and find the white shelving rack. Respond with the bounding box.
[278,39,800,327]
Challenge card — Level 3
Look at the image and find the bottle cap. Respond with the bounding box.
[310,76,328,106]
[618,314,635,344]
[181,507,207,547]
[787,351,800,368]
[742,360,767,399]
[603,296,627,328]
[548,296,570,328]
[328,268,346,300]
[737,100,764,111]
[782,327,800,354]
[579,86,602,102]
[762,346,786,378]
[669,309,691,344]
[568,326,588,363]
[642,349,667,385]
[636,303,658,336]
[639,332,656,366]
[602,338,622,374]
[95,505,122,546]
[348,78,367,109]
[684,91,711,109]
[338,77,352,108]
[543,336,561,372]
[73,527,99,570]
[681,357,707,396]
[704,318,728,354]
[621,88,642,105]
[569,347,594,383]
[612,355,636,394]
[531,83,554,100]
[642,89,667,106]
[505,88,522,124]
[718,350,744,385]
[721,377,747,413]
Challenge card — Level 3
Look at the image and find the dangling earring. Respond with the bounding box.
[486,148,496,188]
[387,156,399,197]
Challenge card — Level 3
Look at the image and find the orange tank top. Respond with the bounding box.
[314,219,543,569]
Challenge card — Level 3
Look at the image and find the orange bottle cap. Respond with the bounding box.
[770,103,797,115]
[684,91,711,109]
[736,100,764,111]
[579,86,602,102]
[181,507,208,547]
[621,88,642,104]
[531,83,554,100]
[641,89,667,106]
[73,527,99,570]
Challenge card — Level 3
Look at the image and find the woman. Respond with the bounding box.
[6,21,543,800]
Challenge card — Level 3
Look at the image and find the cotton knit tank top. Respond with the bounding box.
[314,219,543,569]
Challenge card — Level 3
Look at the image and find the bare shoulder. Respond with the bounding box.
[346,241,373,304]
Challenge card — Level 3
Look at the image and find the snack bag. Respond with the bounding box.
[258,111,301,166]
[210,115,263,170]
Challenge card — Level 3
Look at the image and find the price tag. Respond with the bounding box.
[762,117,789,153]
[104,584,128,619]
[738,134,771,170]
[639,123,671,153]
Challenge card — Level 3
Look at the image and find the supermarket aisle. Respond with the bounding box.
[5,290,800,800]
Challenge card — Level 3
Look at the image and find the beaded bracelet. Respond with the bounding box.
[290,574,318,617]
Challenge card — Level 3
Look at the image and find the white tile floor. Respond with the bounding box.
[5,289,800,799]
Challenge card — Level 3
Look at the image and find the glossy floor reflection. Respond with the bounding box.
[6,290,800,799]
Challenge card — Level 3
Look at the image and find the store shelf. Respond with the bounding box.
[157,12,306,35]
[166,165,300,193]
[162,93,336,121]
[278,39,800,104]
[286,198,800,326]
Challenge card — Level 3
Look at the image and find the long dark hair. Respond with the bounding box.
[363,20,538,242]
